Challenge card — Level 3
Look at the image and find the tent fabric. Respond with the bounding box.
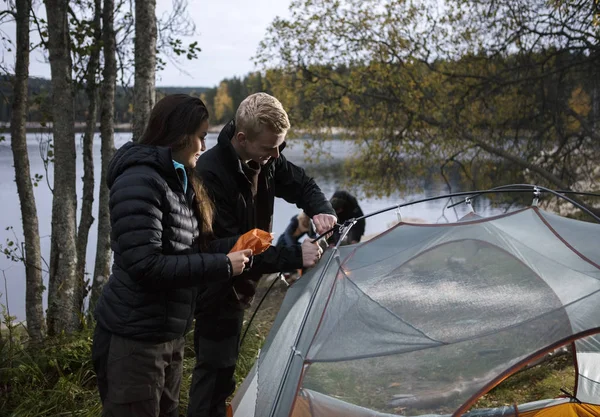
[229,364,257,417]
[288,389,600,417]
[518,402,600,417]
[290,389,411,417]
[231,207,600,417]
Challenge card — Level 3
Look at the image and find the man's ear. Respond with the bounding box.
[236,131,247,145]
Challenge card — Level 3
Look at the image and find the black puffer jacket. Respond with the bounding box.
[94,142,235,342]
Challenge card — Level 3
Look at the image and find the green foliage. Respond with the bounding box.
[0,76,214,128]
[214,82,235,123]
[2,70,272,133]
[234,316,268,386]
[203,72,269,124]
[1,227,24,264]
[166,38,201,61]
[255,0,600,198]
[0,315,268,417]
[0,328,100,417]
[32,174,44,188]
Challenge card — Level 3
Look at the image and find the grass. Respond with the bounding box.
[0,322,268,417]
[0,325,101,417]
[0,278,285,417]
[473,352,575,409]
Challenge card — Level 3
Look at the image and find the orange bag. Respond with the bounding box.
[229,228,272,255]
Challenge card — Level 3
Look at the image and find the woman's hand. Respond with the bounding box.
[227,249,253,276]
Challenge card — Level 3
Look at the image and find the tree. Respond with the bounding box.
[91,0,117,311]
[44,0,79,335]
[2,0,204,333]
[74,0,103,320]
[245,71,264,94]
[132,0,157,142]
[225,76,247,112]
[9,0,45,344]
[213,81,234,123]
[258,0,600,211]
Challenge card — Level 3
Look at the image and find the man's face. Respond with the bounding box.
[240,128,286,165]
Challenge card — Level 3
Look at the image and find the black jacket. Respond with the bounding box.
[330,190,366,244]
[94,142,236,342]
[276,215,316,248]
[196,120,336,307]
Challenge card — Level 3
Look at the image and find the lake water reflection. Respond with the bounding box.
[0,132,504,320]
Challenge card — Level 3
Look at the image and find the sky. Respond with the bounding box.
[0,0,292,88]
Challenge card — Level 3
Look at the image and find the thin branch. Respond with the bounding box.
[29,3,49,51]
[0,9,16,19]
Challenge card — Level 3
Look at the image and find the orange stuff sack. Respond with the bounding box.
[229,229,272,255]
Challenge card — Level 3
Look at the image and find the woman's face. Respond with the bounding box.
[173,120,209,169]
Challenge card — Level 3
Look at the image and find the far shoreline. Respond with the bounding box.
[0,122,227,135]
[0,123,355,138]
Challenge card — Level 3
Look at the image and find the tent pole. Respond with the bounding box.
[448,184,600,219]
[269,226,355,417]
[311,187,535,243]
[311,186,600,244]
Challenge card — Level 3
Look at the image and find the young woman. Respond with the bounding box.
[92,94,252,417]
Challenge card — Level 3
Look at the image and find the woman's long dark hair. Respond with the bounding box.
[139,94,214,239]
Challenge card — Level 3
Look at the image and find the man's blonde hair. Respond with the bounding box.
[235,93,290,140]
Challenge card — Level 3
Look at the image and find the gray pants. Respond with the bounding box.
[92,326,185,417]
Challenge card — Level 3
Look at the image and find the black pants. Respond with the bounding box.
[92,325,185,417]
[187,308,245,417]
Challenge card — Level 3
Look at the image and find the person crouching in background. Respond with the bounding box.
[329,190,366,245]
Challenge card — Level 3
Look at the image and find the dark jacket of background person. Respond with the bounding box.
[94,142,236,342]
[195,120,336,309]
[329,190,366,245]
[276,213,316,248]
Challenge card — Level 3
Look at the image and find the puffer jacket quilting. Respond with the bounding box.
[94,141,233,342]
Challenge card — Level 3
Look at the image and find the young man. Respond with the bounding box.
[188,93,337,417]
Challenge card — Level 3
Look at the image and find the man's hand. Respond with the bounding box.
[227,249,253,276]
[301,239,323,268]
[312,213,337,236]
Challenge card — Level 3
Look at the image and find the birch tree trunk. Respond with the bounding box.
[44,0,79,335]
[11,0,45,344]
[90,0,116,311]
[75,0,102,320]
[132,0,157,142]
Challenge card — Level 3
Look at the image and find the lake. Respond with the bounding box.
[0,132,502,321]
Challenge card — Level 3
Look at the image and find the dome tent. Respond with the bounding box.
[231,187,600,417]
